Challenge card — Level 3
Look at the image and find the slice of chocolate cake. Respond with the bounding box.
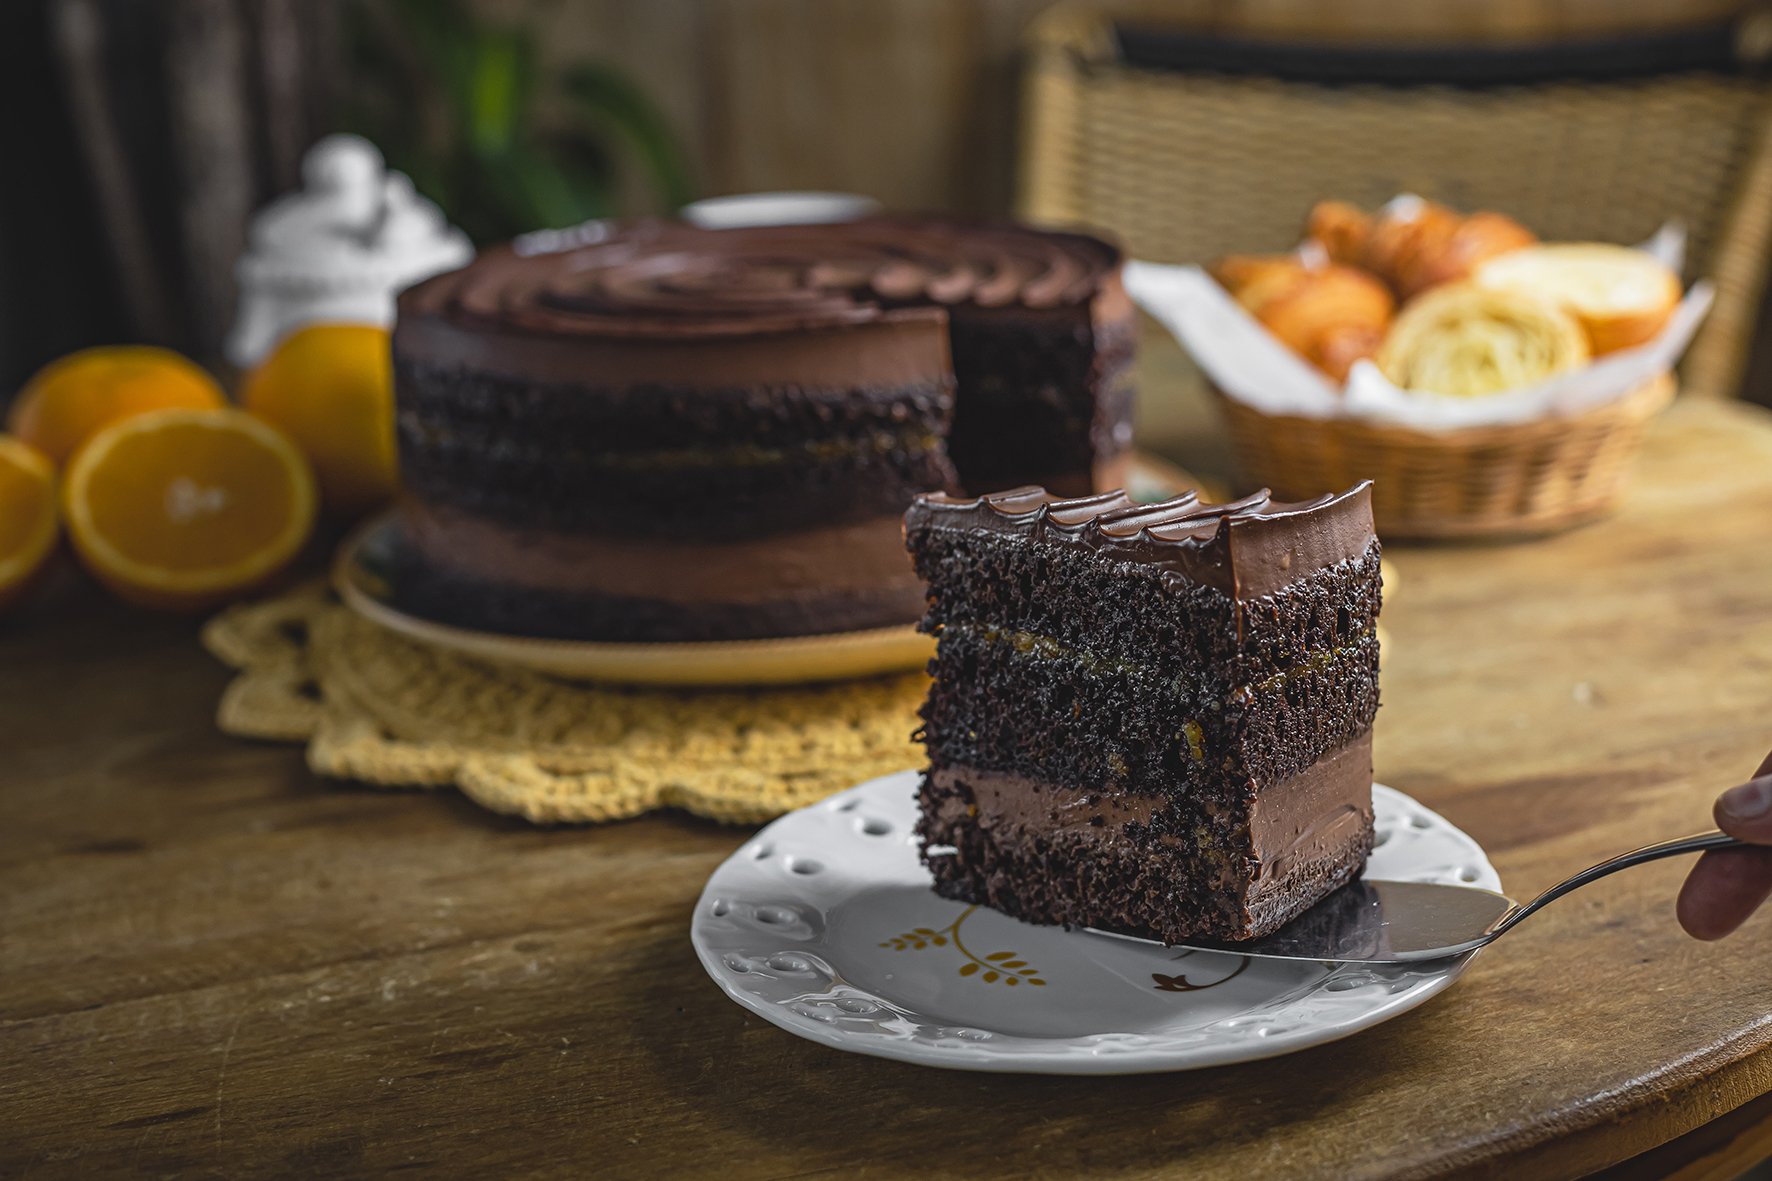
[903,483,1381,943]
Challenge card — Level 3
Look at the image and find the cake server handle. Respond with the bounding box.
[1487,830,1743,941]
[1484,745,1772,946]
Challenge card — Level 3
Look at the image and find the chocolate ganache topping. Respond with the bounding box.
[905,482,1376,600]
[398,217,1123,340]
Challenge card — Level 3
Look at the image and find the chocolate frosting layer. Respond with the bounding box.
[398,216,1125,341]
[905,483,1376,600]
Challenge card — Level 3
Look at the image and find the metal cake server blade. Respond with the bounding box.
[1095,831,1743,964]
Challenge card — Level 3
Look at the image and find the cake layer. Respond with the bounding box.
[908,520,1382,685]
[393,359,953,455]
[391,523,925,643]
[918,733,1377,942]
[396,367,956,539]
[919,614,1379,796]
[401,502,919,605]
[393,301,951,389]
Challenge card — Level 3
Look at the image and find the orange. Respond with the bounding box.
[62,408,316,610]
[0,435,59,611]
[242,324,397,515]
[9,345,226,465]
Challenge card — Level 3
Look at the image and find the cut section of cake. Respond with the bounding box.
[903,483,1381,943]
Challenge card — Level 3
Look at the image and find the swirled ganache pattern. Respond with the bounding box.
[390,216,1134,642]
[905,482,1382,943]
[401,216,1123,333]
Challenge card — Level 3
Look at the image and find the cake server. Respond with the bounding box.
[1139,830,1743,964]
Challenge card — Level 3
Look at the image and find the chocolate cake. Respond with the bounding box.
[390,217,1133,642]
[904,483,1381,943]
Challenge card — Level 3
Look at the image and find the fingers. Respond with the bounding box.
[1678,846,1772,939]
[1714,775,1772,843]
[1673,754,1772,941]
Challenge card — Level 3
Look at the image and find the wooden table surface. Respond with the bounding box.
[6,397,1772,1179]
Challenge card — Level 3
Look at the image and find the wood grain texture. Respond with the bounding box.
[1591,1088,1772,1180]
[6,394,1772,1178]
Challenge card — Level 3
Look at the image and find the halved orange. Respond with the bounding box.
[63,408,316,609]
[9,345,227,465]
[0,435,59,611]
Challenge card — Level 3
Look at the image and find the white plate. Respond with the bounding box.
[692,772,1498,1074]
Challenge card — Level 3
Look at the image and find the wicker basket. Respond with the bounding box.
[1019,2,1772,402]
[1213,375,1677,539]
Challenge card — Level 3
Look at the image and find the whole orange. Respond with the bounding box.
[242,324,397,515]
[8,346,226,465]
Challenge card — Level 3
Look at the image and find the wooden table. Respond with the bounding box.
[6,398,1772,1179]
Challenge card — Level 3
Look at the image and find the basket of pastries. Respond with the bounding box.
[1126,197,1711,539]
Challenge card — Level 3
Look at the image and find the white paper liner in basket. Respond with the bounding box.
[1125,220,1713,432]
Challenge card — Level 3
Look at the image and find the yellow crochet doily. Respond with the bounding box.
[201,582,927,825]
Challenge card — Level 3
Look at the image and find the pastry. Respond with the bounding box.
[391,217,1134,643]
[1304,200,1372,268]
[1475,243,1681,354]
[1309,198,1536,299]
[1211,254,1395,380]
[904,483,1381,943]
[1377,282,1590,397]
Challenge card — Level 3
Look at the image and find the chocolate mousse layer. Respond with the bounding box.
[920,735,1376,942]
[396,500,924,641]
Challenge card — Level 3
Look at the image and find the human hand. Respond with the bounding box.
[1677,750,1772,940]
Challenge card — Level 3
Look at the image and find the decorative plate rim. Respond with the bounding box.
[691,771,1499,1074]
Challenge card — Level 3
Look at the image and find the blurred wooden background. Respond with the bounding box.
[3,0,1766,396]
[489,0,1751,215]
[472,0,1059,217]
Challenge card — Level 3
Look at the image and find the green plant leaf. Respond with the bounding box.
[560,61,695,209]
[339,0,684,239]
[466,27,534,156]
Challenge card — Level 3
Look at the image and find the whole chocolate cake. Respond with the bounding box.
[390,217,1133,642]
[904,482,1381,943]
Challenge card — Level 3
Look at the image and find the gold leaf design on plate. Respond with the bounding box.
[879,905,1046,987]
